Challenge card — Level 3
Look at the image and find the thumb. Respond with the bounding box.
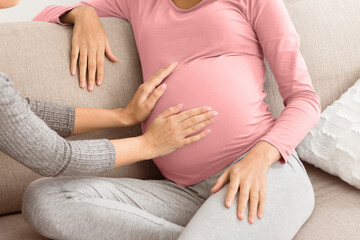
[105,38,118,62]
[211,171,229,193]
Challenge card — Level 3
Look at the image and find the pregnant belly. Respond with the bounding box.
[141,56,276,187]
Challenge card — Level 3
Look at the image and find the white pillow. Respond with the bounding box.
[296,78,360,189]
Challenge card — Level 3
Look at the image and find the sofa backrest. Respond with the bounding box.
[0,0,360,216]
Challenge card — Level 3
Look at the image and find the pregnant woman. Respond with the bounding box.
[22,0,321,239]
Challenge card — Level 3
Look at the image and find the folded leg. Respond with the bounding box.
[178,151,315,240]
[22,176,206,240]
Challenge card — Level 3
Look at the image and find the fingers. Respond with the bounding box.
[71,46,79,76]
[210,170,230,193]
[157,104,183,119]
[182,118,214,138]
[225,172,241,208]
[75,38,117,90]
[183,128,211,145]
[145,61,178,90]
[79,48,88,89]
[175,106,213,123]
[248,189,259,224]
[130,62,178,105]
[180,111,217,132]
[96,47,105,86]
[144,83,167,110]
[105,38,118,62]
[87,49,97,91]
[258,187,266,219]
[237,182,250,221]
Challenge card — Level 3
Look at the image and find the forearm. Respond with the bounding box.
[110,136,154,168]
[245,0,321,164]
[73,107,131,135]
[33,0,128,24]
[27,97,132,136]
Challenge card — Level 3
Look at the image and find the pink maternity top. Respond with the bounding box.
[34,0,321,187]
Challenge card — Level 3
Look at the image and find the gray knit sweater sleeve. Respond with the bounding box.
[25,98,75,137]
[0,72,116,176]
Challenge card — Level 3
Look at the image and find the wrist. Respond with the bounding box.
[59,6,86,24]
[138,135,156,160]
[113,108,133,127]
[111,135,156,168]
[250,140,281,167]
[65,6,96,23]
[118,108,139,127]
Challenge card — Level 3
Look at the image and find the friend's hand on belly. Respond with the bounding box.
[143,104,218,159]
[121,61,179,126]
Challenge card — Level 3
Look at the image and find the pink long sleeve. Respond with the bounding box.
[32,0,133,24]
[240,0,322,164]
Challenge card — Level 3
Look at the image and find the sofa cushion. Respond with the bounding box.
[0,213,48,240]
[294,162,360,239]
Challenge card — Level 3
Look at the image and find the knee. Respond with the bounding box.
[22,178,51,221]
[304,177,315,217]
[295,160,315,216]
[22,177,66,233]
[290,168,315,224]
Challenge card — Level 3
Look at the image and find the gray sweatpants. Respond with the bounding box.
[22,148,314,240]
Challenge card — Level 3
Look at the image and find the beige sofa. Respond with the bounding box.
[1,0,360,239]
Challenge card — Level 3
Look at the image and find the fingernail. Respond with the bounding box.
[71,69,75,75]
[88,84,94,91]
[205,129,211,134]
[205,106,212,111]
[177,103,183,108]
[80,82,85,88]
[172,61,179,66]
[259,212,263,219]
[249,216,255,223]
[160,83,167,89]
[212,111,218,116]
[226,200,232,207]
[238,212,244,219]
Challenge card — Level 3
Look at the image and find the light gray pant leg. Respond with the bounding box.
[22,176,205,240]
[178,150,315,240]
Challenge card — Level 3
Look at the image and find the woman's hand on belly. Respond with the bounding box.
[143,105,218,159]
[210,141,281,224]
